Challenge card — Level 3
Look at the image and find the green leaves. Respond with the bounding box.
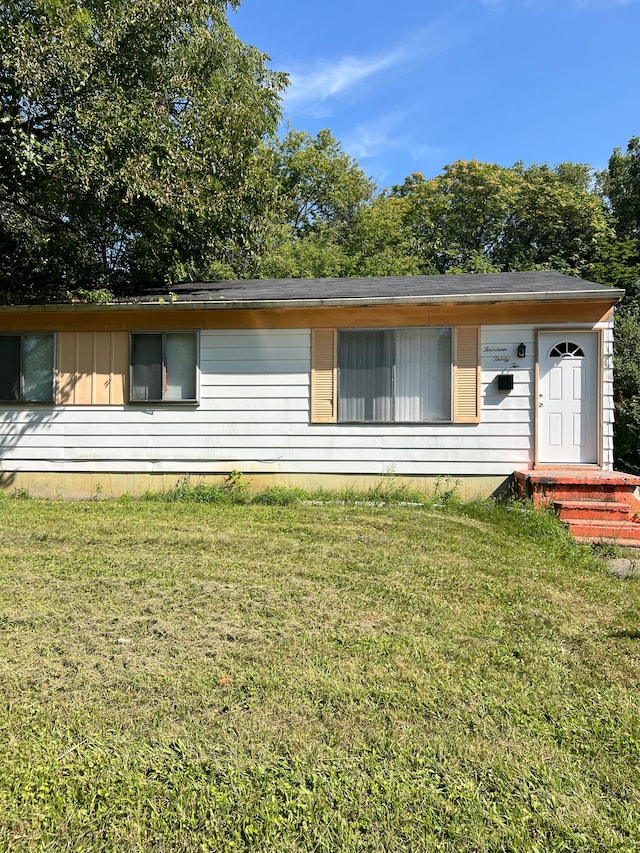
[0,0,287,296]
[600,136,640,239]
[270,127,375,237]
[386,160,609,276]
[590,137,640,473]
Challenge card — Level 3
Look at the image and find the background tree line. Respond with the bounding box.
[1,2,639,471]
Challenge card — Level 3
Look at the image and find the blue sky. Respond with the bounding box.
[231,0,640,191]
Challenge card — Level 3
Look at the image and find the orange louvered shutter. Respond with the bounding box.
[311,328,337,423]
[453,326,480,423]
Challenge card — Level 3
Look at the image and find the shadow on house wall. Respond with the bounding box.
[0,407,60,491]
[0,370,78,490]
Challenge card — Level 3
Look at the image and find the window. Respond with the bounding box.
[549,341,585,358]
[130,332,198,402]
[338,328,452,423]
[311,326,480,425]
[0,334,55,403]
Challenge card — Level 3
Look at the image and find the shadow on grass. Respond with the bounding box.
[609,628,640,640]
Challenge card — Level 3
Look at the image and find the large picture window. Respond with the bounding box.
[130,332,198,402]
[0,334,55,403]
[338,328,452,423]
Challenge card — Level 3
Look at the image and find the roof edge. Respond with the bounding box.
[0,288,626,313]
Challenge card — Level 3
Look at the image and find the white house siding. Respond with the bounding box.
[0,320,616,478]
[603,321,615,470]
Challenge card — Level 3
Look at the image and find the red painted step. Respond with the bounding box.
[516,470,640,544]
[516,470,640,509]
[564,518,640,543]
[553,499,631,522]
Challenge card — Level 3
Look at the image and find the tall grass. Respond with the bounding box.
[151,472,461,509]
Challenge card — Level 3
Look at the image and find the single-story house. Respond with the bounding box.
[0,271,625,498]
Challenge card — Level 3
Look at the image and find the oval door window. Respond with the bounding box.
[548,341,585,358]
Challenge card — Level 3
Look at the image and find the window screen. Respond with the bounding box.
[0,334,54,402]
[0,336,21,401]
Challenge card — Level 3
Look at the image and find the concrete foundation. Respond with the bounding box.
[0,471,512,501]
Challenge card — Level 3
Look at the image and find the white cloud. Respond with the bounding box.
[574,0,638,5]
[283,51,405,113]
[342,114,408,161]
[282,24,456,116]
[579,0,640,6]
[341,113,446,188]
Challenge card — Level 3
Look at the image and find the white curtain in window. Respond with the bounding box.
[338,328,452,423]
[395,328,451,422]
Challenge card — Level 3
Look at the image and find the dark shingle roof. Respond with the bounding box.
[129,271,622,308]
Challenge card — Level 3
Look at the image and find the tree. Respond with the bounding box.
[612,308,640,474]
[391,163,517,273]
[600,137,640,239]
[257,128,375,278]
[387,160,609,276]
[0,0,286,299]
[593,137,640,473]
[259,193,425,280]
[499,162,610,273]
[268,128,375,237]
[340,194,425,277]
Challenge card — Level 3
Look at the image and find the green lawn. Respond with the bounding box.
[0,496,638,851]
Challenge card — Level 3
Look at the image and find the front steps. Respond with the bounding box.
[515,469,640,546]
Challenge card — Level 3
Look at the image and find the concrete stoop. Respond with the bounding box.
[515,469,640,547]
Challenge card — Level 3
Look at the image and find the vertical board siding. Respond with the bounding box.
[57,333,77,405]
[0,320,616,477]
[57,331,128,405]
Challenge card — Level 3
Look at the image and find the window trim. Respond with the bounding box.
[0,332,56,404]
[129,331,200,404]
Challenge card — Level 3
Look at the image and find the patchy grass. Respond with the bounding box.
[0,498,638,851]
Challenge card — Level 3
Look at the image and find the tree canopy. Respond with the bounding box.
[0,0,286,298]
[261,157,611,281]
[590,137,640,473]
[385,160,610,276]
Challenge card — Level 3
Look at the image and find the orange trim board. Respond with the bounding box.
[0,300,616,332]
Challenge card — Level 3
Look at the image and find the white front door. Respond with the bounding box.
[537,331,599,465]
